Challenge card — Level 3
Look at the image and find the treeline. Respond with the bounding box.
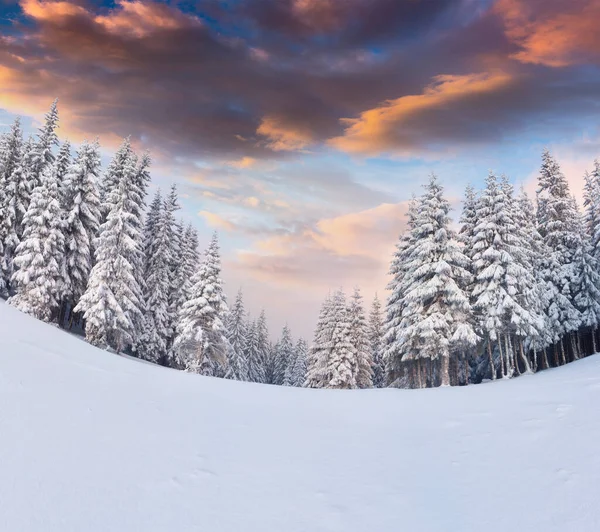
[307,154,600,389]
[0,100,307,385]
[380,153,600,388]
[3,100,600,391]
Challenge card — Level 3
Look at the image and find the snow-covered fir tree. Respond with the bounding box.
[458,184,478,261]
[99,138,135,223]
[290,338,308,387]
[305,289,359,389]
[139,186,180,363]
[326,290,357,389]
[143,189,162,266]
[536,149,582,365]
[74,157,145,353]
[225,288,249,381]
[256,310,270,383]
[24,99,59,193]
[571,214,600,353]
[277,325,295,386]
[305,293,334,388]
[368,294,385,388]
[390,175,477,387]
[8,164,65,322]
[244,318,263,383]
[0,120,23,295]
[170,224,200,323]
[470,173,541,379]
[54,140,71,203]
[173,233,229,376]
[61,140,102,322]
[583,161,600,258]
[348,287,373,388]
[0,117,27,279]
[384,196,418,386]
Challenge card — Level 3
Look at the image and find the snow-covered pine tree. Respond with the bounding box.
[143,189,162,267]
[245,318,263,383]
[290,338,308,387]
[74,155,145,353]
[505,185,549,372]
[305,293,334,388]
[173,233,229,376]
[170,224,200,319]
[571,212,600,354]
[514,187,552,371]
[225,288,249,381]
[99,138,135,224]
[326,289,357,389]
[8,164,65,322]
[470,173,539,379]
[369,293,385,388]
[54,140,71,203]
[24,99,59,193]
[138,186,180,363]
[256,310,271,383]
[384,196,418,386]
[583,161,600,259]
[395,175,477,387]
[536,149,582,365]
[0,123,19,295]
[348,287,372,388]
[277,325,295,386]
[458,184,478,261]
[0,118,26,286]
[61,140,102,324]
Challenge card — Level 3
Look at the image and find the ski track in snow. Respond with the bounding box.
[1,301,600,531]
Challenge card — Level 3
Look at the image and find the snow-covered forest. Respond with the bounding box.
[2,100,600,390]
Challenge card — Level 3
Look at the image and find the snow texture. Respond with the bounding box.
[2,300,599,532]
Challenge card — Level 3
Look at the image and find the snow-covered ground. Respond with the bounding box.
[1,301,599,532]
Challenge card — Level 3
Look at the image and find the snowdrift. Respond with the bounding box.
[1,301,599,532]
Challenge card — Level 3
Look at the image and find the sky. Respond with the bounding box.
[2,0,600,340]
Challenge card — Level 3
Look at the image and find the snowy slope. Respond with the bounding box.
[1,301,599,532]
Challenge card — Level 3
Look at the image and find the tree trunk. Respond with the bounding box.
[440,356,450,386]
[532,344,538,372]
[416,360,422,389]
[542,347,550,370]
[593,327,598,355]
[572,332,580,360]
[498,337,508,378]
[518,338,531,373]
[553,343,559,367]
[506,335,517,376]
[487,340,495,380]
[560,338,567,366]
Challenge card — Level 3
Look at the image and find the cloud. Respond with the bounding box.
[257,115,313,152]
[228,156,257,168]
[235,201,409,292]
[198,211,236,232]
[241,0,458,46]
[495,0,600,67]
[329,71,515,156]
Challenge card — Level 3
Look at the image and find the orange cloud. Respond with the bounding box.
[95,0,202,38]
[198,211,236,232]
[495,0,600,67]
[20,0,87,19]
[237,201,409,291]
[257,115,313,152]
[228,156,257,169]
[328,71,514,156]
[20,0,201,37]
